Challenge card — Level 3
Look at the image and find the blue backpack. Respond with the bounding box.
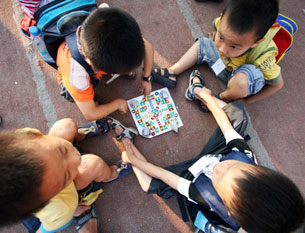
[33,0,97,77]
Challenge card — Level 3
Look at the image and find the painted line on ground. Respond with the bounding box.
[176,0,204,39]
[175,0,275,169]
[11,0,58,128]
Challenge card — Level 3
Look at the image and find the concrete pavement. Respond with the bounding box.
[0,0,304,232]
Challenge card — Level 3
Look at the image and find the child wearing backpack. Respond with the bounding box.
[31,2,154,121]
[116,85,305,233]
[152,0,286,106]
[55,6,154,121]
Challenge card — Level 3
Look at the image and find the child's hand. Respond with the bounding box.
[121,151,131,164]
[141,81,152,96]
[121,139,135,163]
[208,32,216,41]
[115,99,128,114]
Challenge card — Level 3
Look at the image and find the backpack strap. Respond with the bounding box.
[192,151,255,231]
[176,194,190,222]
[194,175,240,231]
[220,151,256,164]
[245,25,280,64]
[65,32,95,79]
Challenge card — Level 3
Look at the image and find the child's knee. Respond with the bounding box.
[227,73,249,96]
[80,154,109,177]
[48,118,78,142]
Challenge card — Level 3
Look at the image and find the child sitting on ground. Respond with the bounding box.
[114,73,304,233]
[0,117,136,233]
[57,6,154,121]
[152,0,283,105]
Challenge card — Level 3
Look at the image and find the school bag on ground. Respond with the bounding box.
[33,0,97,78]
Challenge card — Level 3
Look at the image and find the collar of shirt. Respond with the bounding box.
[188,155,221,181]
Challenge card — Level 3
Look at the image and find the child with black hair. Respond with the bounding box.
[0,118,136,233]
[57,6,154,121]
[152,0,283,105]
[116,75,304,233]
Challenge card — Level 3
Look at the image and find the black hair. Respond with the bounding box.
[80,7,145,73]
[230,166,305,233]
[0,130,47,225]
[223,0,279,40]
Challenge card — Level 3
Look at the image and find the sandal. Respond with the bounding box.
[106,116,138,141]
[151,68,178,88]
[74,204,101,233]
[185,70,204,101]
[79,119,109,139]
[107,160,133,183]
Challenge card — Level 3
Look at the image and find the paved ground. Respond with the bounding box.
[0,0,304,232]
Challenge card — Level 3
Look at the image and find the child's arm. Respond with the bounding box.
[141,39,154,96]
[75,98,128,121]
[194,87,234,135]
[121,140,180,191]
[242,77,284,104]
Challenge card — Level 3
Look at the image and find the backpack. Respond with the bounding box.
[246,13,298,64]
[33,0,97,78]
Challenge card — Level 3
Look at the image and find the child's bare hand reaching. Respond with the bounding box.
[121,139,135,164]
[141,81,152,96]
[114,99,128,114]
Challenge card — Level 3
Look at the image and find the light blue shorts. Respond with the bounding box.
[197,37,265,95]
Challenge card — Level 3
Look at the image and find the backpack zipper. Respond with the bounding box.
[40,5,96,31]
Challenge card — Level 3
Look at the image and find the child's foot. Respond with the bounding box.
[78,119,109,140]
[120,71,136,80]
[185,70,204,101]
[106,116,138,141]
[106,160,133,183]
[74,204,101,233]
[151,68,178,88]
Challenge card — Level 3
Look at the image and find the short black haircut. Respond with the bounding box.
[80,7,145,74]
[223,0,279,40]
[229,166,305,233]
[0,129,47,225]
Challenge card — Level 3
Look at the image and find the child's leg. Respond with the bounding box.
[198,102,248,156]
[152,40,199,84]
[111,125,152,192]
[167,40,200,77]
[48,118,85,142]
[74,154,119,190]
[123,140,152,192]
[219,64,265,102]
[219,72,249,102]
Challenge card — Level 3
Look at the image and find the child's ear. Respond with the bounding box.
[250,37,265,48]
